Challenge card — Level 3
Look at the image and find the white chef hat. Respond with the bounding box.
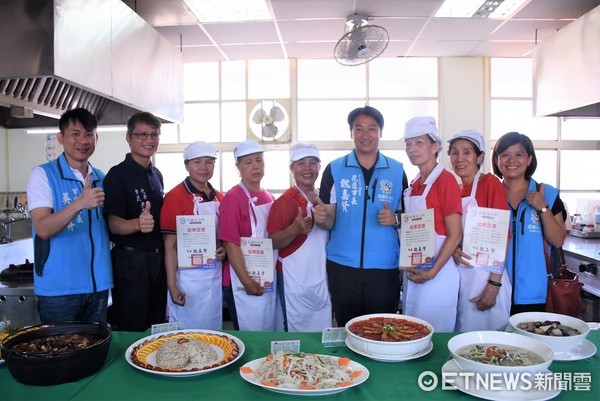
[448,129,486,153]
[289,142,320,165]
[234,140,264,162]
[403,116,443,149]
[183,141,217,161]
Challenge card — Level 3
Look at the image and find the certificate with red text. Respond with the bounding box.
[176,215,217,269]
[240,237,274,292]
[399,209,435,269]
[462,206,510,274]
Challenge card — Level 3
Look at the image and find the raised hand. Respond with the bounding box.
[78,174,105,209]
[293,206,313,235]
[312,197,327,225]
[378,200,395,226]
[526,183,547,212]
[138,201,154,233]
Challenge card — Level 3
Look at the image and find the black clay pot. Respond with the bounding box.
[0,321,111,386]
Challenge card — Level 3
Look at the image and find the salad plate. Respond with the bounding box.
[553,339,596,361]
[239,353,369,396]
[441,359,561,401]
[345,337,433,362]
[125,329,244,377]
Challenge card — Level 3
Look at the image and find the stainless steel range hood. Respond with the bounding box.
[0,0,183,129]
[533,5,600,118]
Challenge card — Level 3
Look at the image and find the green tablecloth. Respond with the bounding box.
[3,330,599,400]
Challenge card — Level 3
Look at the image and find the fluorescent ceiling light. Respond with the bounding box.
[184,0,271,23]
[26,126,126,135]
[435,0,528,18]
[26,128,57,135]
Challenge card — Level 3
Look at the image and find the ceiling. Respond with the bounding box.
[122,0,600,62]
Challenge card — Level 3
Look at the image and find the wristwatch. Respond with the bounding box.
[393,213,401,228]
[540,205,549,213]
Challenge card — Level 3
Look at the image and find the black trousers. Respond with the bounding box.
[108,247,167,331]
[510,302,546,315]
[326,260,401,327]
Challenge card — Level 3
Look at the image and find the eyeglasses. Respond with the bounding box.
[130,131,160,140]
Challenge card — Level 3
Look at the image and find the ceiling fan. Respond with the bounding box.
[334,14,390,66]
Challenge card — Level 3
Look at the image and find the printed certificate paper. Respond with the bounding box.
[176,215,217,269]
[462,206,510,274]
[240,237,274,292]
[399,209,435,269]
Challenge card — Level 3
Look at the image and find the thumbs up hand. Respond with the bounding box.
[138,201,154,233]
[378,200,396,226]
[78,174,105,209]
[312,197,328,226]
[292,206,313,235]
[526,183,548,213]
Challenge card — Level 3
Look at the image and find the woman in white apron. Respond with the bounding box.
[220,140,283,332]
[279,195,331,332]
[448,131,511,332]
[402,117,463,333]
[268,144,331,332]
[161,141,224,330]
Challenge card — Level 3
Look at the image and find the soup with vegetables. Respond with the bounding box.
[456,344,545,366]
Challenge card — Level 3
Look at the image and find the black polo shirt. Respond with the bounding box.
[103,153,164,250]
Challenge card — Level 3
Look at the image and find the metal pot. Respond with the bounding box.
[0,321,111,385]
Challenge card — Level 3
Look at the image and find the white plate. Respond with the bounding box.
[441,359,561,401]
[239,354,369,396]
[345,337,433,362]
[125,329,245,377]
[553,339,597,361]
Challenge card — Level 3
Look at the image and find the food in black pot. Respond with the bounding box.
[0,322,111,385]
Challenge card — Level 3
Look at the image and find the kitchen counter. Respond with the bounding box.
[564,235,600,263]
[563,235,600,298]
[3,330,599,401]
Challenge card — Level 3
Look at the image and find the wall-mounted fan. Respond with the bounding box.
[247,99,291,142]
[334,14,389,66]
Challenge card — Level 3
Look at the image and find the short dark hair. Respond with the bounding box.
[58,108,98,133]
[126,112,161,134]
[492,131,537,179]
[347,106,384,131]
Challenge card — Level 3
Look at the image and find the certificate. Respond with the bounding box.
[399,209,435,269]
[176,215,217,269]
[462,206,510,274]
[240,237,274,292]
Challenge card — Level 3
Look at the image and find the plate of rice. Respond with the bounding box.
[125,329,245,377]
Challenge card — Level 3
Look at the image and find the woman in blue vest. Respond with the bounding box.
[491,132,566,314]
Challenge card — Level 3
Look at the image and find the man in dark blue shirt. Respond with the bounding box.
[103,112,166,331]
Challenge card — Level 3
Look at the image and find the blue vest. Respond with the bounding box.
[506,179,559,304]
[327,151,404,269]
[33,154,113,296]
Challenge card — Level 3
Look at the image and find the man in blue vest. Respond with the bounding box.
[26,108,113,323]
[314,106,408,327]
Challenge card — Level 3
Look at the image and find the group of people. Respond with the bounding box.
[27,105,566,334]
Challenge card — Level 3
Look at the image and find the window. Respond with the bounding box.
[490,57,600,217]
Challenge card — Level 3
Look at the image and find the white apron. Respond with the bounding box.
[230,183,283,331]
[280,188,332,332]
[402,164,459,332]
[455,173,512,332]
[168,196,222,330]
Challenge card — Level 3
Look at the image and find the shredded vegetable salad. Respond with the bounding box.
[240,351,362,389]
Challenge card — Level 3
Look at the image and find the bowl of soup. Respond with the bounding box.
[448,331,554,375]
[345,313,433,357]
[509,312,590,354]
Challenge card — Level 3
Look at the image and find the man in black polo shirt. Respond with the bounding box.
[103,112,166,331]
